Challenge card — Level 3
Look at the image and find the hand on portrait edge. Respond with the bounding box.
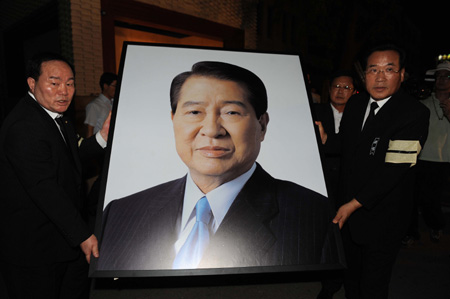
[80,234,99,264]
[332,198,362,229]
[314,121,328,144]
[100,111,111,142]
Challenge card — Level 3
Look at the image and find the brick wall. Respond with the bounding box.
[69,0,257,95]
[70,0,103,96]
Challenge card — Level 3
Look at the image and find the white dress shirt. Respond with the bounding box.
[362,96,391,129]
[174,163,256,254]
[330,103,344,134]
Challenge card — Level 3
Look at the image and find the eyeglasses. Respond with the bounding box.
[365,67,400,77]
[332,84,354,91]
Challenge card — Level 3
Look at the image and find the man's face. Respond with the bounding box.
[329,76,355,108]
[104,80,117,100]
[172,76,268,189]
[27,60,75,113]
[435,70,450,92]
[365,50,405,100]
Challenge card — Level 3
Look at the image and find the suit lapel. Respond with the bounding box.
[26,95,64,143]
[61,117,82,174]
[325,104,336,134]
[99,177,186,270]
[25,96,82,175]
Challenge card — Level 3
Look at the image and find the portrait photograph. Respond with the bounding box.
[91,43,344,278]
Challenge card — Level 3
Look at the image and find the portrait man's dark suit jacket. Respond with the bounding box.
[0,94,104,267]
[335,89,429,245]
[97,164,340,271]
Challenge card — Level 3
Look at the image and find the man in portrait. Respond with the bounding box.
[97,61,338,271]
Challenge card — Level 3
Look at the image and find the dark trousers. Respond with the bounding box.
[0,253,90,299]
[407,160,448,236]
[342,225,401,299]
[318,273,343,298]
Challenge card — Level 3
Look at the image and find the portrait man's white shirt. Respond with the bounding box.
[174,163,256,254]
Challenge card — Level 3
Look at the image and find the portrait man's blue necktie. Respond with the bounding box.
[172,196,213,269]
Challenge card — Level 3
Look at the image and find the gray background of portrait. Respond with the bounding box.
[103,44,326,208]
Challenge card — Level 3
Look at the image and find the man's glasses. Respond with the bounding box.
[332,84,354,91]
[365,67,400,77]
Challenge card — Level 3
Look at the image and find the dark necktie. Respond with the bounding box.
[363,102,379,130]
[172,196,213,269]
[55,116,70,145]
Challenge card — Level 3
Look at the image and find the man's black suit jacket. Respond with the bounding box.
[97,164,340,271]
[314,103,337,137]
[335,90,429,245]
[313,103,341,203]
[0,95,104,267]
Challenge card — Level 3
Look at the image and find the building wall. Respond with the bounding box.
[70,0,258,96]
[70,0,104,96]
[137,0,258,49]
[0,0,258,99]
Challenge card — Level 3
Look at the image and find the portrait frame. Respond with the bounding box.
[90,42,345,278]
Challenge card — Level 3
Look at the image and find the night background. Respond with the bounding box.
[0,0,449,298]
[0,0,449,121]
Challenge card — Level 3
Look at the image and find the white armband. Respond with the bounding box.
[385,140,421,166]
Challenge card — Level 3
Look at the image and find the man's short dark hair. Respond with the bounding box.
[170,61,268,119]
[26,52,75,82]
[329,70,356,86]
[99,72,118,90]
[362,44,406,70]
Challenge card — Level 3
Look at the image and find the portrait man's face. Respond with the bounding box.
[171,75,269,192]
[365,50,405,101]
[27,60,75,113]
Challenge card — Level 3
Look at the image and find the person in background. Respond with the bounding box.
[83,72,117,230]
[315,70,356,299]
[403,61,450,246]
[84,72,117,137]
[315,70,357,203]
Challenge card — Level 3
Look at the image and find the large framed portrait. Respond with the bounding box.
[90,43,344,278]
